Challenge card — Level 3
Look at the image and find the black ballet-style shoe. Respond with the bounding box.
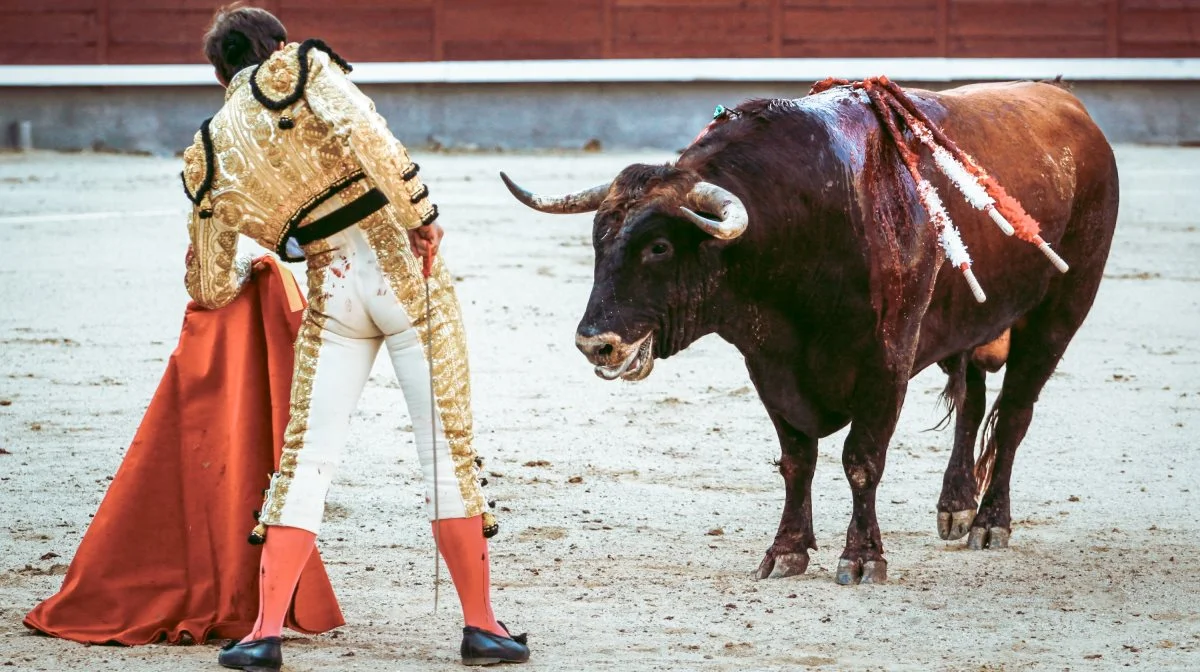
[217,636,282,671]
[460,624,530,666]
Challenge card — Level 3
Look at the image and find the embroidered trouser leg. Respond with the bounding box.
[355,209,486,522]
[257,221,484,535]
[258,324,377,532]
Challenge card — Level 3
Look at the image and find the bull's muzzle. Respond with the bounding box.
[576,332,655,381]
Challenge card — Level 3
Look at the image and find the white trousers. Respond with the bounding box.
[260,224,477,533]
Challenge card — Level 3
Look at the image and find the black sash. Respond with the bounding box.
[291,187,389,246]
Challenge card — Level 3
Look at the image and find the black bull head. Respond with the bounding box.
[500,167,749,381]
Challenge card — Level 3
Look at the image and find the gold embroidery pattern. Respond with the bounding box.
[182,136,207,196]
[256,54,295,100]
[257,261,331,528]
[183,204,245,309]
[358,207,485,518]
[301,49,435,230]
[182,43,365,309]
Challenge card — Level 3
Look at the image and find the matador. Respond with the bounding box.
[183,5,529,669]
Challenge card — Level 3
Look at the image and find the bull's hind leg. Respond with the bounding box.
[969,279,1104,550]
[969,131,1116,550]
[936,354,989,540]
[755,413,818,579]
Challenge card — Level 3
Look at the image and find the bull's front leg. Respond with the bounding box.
[837,378,907,585]
[754,413,818,579]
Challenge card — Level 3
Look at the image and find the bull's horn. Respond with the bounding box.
[500,171,610,215]
[679,182,749,240]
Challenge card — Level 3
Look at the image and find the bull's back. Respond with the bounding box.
[930,80,1116,240]
[908,81,1119,368]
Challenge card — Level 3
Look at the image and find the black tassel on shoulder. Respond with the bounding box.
[181,118,215,205]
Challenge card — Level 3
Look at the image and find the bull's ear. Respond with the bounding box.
[500,172,611,215]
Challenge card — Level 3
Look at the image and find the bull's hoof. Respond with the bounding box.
[966,526,1011,550]
[860,560,888,584]
[834,557,887,585]
[754,551,810,580]
[937,509,976,540]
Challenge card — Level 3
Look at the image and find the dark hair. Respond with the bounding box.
[203,3,287,83]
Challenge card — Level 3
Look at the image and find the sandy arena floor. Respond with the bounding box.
[0,147,1198,671]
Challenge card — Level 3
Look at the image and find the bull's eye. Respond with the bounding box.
[643,239,673,262]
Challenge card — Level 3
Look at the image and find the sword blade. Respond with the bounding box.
[424,247,440,612]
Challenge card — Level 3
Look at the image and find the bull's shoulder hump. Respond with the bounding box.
[788,89,880,169]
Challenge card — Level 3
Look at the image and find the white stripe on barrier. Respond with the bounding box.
[0,58,1197,87]
[0,209,182,225]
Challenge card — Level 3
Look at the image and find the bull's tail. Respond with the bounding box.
[974,401,1002,496]
[931,356,967,432]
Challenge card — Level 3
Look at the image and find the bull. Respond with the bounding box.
[500,81,1118,584]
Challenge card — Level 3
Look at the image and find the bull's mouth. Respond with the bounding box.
[595,333,655,382]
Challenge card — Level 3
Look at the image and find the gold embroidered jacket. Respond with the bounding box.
[182,40,436,310]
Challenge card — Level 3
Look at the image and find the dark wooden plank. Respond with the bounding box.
[949,0,1104,5]
[1120,7,1200,42]
[432,0,445,60]
[108,9,212,42]
[442,1,605,43]
[782,39,940,56]
[1119,0,1200,9]
[108,41,202,63]
[97,0,108,62]
[949,36,1108,56]
[615,41,779,57]
[108,0,242,9]
[784,7,940,40]
[616,0,769,6]
[614,6,773,44]
[0,42,99,64]
[782,3,938,56]
[937,0,948,56]
[949,2,1107,39]
[280,8,435,61]
[0,0,98,10]
[1119,41,1200,55]
[602,0,614,57]
[1107,0,1120,56]
[0,11,98,44]
[771,0,783,56]
[784,0,935,8]
[279,0,431,9]
[442,39,603,60]
[442,0,604,59]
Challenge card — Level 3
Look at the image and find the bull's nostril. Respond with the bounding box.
[597,344,614,357]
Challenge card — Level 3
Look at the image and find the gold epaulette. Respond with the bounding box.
[250,39,353,113]
[181,118,214,218]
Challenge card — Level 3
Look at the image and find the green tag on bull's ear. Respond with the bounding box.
[713,104,727,119]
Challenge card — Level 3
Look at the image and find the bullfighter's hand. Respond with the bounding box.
[408,223,444,260]
[252,255,274,272]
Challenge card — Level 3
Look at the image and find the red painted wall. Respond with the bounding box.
[1,0,1197,65]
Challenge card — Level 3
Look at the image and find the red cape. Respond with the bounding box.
[24,258,344,645]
